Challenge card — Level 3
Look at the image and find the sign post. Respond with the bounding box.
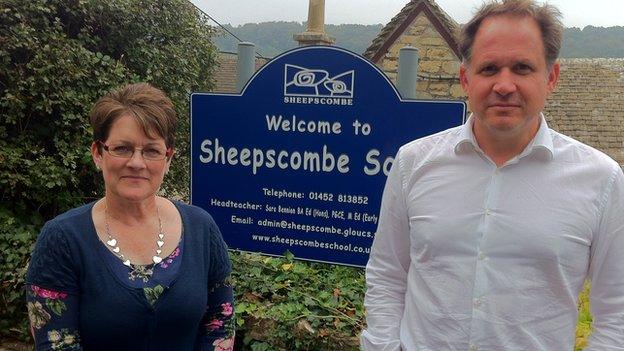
[191,46,465,267]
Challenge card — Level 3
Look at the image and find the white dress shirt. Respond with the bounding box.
[361,115,624,351]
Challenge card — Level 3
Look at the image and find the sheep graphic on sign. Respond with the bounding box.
[284,64,354,98]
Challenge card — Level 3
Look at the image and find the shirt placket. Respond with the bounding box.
[468,166,501,351]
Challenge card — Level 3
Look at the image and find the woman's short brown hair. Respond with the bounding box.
[458,0,563,67]
[90,83,177,149]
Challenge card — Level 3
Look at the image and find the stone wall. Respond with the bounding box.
[545,58,624,165]
[377,13,464,100]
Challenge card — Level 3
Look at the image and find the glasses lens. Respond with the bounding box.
[109,145,134,158]
[142,148,167,160]
[104,142,167,160]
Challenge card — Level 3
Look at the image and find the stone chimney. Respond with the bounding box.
[293,0,335,46]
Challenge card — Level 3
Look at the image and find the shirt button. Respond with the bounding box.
[474,297,483,308]
[485,209,491,215]
[469,345,479,351]
[478,252,486,260]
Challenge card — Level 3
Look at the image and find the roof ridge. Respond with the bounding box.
[363,0,460,62]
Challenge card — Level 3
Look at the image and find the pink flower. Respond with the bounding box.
[205,319,223,331]
[212,337,234,351]
[221,302,233,316]
[31,286,67,300]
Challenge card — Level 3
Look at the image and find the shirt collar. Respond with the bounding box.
[454,114,478,153]
[454,113,554,161]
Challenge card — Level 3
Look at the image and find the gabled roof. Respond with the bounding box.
[363,0,459,62]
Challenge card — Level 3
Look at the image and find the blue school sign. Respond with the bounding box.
[191,46,465,267]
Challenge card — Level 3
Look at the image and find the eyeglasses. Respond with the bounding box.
[98,141,172,161]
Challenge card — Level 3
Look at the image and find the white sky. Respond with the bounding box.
[192,0,624,28]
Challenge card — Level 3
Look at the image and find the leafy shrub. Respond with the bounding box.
[0,212,42,340]
[0,0,217,340]
[231,252,365,351]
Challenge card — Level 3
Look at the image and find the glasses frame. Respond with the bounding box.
[98,141,173,161]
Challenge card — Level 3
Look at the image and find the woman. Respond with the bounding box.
[26,83,235,350]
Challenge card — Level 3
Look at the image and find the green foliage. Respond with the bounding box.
[0,226,598,351]
[562,26,624,58]
[231,251,594,351]
[328,23,385,56]
[0,0,217,340]
[213,22,383,57]
[213,22,624,59]
[231,252,365,351]
[0,211,41,340]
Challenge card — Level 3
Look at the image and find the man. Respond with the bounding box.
[361,0,624,350]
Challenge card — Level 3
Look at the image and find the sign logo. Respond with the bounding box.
[284,64,354,105]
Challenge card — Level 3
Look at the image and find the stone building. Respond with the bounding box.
[546,58,624,165]
[212,51,269,93]
[363,0,623,165]
[363,0,463,100]
[212,0,623,165]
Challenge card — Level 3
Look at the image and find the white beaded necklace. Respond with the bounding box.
[104,202,166,270]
